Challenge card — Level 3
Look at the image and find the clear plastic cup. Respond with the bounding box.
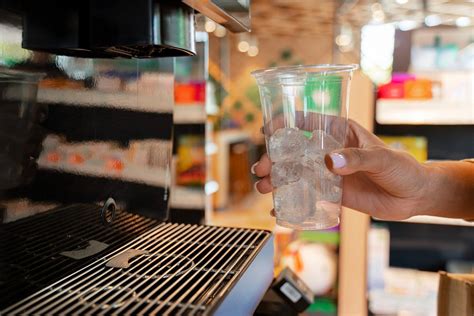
[252,64,358,230]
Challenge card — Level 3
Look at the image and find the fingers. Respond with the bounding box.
[252,153,272,177]
[346,119,386,148]
[252,154,273,194]
[255,176,272,194]
[325,145,391,176]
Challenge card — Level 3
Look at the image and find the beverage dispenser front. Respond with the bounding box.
[0,0,195,223]
[0,3,182,307]
[0,0,256,310]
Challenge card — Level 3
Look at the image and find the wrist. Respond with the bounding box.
[414,162,443,216]
[412,162,441,216]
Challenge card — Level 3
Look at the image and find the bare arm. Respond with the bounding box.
[422,161,474,220]
[253,118,474,221]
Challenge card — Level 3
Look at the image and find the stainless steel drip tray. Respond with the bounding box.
[2,223,274,315]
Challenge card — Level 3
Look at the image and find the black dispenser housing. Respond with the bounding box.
[21,0,196,58]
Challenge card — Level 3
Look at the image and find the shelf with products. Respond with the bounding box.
[38,88,205,123]
[38,152,204,209]
[376,58,473,126]
[212,130,252,209]
[412,69,474,75]
[173,103,206,124]
[37,135,172,187]
[373,215,474,227]
[366,25,474,316]
[173,31,208,124]
[402,216,474,227]
[171,136,206,210]
[376,99,474,125]
[169,32,208,218]
[37,87,173,113]
[172,134,206,186]
[368,267,439,316]
[38,157,169,187]
[410,26,474,75]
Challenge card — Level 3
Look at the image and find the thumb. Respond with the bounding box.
[325,146,389,176]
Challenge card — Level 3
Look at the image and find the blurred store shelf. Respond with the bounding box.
[38,88,173,112]
[376,99,474,125]
[170,185,206,209]
[374,215,474,227]
[173,104,206,124]
[213,130,252,209]
[400,215,474,227]
[369,267,439,316]
[38,88,205,123]
[37,158,168,187]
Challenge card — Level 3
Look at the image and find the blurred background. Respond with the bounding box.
[1,0,473,315]
[202,1,474,315]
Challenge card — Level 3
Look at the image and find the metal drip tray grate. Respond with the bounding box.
[0,204,160,309]
[2,223,271,315]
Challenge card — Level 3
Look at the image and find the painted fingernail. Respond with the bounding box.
[251,162,258,175]
[254,180,261,192]
[330,153,346,169]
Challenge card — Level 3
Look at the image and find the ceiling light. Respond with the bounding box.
[372,10,385,23]
[214,25,227,37]
[456,16,471,27]
[205,181,219,195]
[398,20,418,31]
[336,34,351,46]
[371,3,383,12]
[237,41,250,52]
[204,20,217,33]
[425,14,441,27]
[205,142,218,155]
[396,0,409,4]
[248,46,259,57]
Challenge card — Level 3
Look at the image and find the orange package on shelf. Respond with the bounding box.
[39,78,84,89]
[194,82,206,103]
[404,79,433,99]
[174,82,196,104]
[378,82,404,99]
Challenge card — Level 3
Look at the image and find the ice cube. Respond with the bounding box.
[317,166,343,203]
[320,182,343,203]
[314,200,341,225]
[273,179,316,223]
[271,161,302,187]
[269,128,308,162]
[300,154,332,181]
[305,130,342,162]
[301,156,321,171]
[269,128,344,225]
[300,159,342,202]
[315,162,341,182]
[301,156,326,183]
[318,130,342,152]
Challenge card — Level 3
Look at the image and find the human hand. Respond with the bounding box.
[253,118,430,220]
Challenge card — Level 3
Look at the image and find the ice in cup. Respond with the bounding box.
[252,64,358,230]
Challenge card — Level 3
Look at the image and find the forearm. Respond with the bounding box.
[421,161,474,220]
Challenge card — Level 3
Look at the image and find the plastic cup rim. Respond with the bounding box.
[251,63,359,81]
